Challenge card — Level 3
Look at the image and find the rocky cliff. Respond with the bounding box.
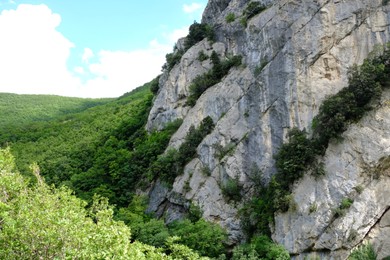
[146,0,390,258]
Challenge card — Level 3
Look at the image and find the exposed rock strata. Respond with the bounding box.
[146,0,390,256]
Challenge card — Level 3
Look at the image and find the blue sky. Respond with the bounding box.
[0,0,208,97]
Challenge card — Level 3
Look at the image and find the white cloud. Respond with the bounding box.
[0,4,81,96]
[82,48,94,64]
[0,4,190,98]
[83,39,171,98]
[183,3,203,14]
[74,66,85,74]
[162,27,189,44]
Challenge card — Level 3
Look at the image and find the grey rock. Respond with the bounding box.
[146,0,390,254]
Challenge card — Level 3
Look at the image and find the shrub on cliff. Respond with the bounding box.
[187,52,242,107]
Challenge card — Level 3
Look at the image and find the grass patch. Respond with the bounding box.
[225,13,236,23]
[349,243,377,260]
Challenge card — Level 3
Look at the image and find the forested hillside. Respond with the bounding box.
[1,84,155,204]
[0,93,110,131]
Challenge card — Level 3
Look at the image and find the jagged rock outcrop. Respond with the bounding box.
[146,0,390,257]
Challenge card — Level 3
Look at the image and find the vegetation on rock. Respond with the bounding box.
[163,21,215,72]
[348,243,377,260]
[150,116,215,185]
[186,51,242,106]
[225,13,236,23]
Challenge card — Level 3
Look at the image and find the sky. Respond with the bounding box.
[0,0,208,98]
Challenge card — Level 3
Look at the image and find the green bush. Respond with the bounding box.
[333,198,354,218]
[135,219,170,248]
[163,49,185,71]
[244,1,266,20]
[187,203,203,223]
[254,58,269,76]
[197,50,209,61]
[348,243,377,260]
[221,176,242,202]
[201,165,212,176]
[354,185,364,194]
[232,235,289,260]
[168,219,227,258]
[240,17,248,27]
[340,198,354,209]
[164,236,208,260]
[225,13,236,23]
[150,76,161,95]
[275,128,315,190]
[246,165,264,191]
[240,176,289,237]
[150,148,182,185]
[185,22,215,50]
[309,203,318,214]
[311,161,326,178]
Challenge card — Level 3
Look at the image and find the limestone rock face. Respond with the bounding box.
[273,90,390,259]
[146,0,390,255]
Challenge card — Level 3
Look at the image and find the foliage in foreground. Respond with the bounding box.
[0,148,208,259]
